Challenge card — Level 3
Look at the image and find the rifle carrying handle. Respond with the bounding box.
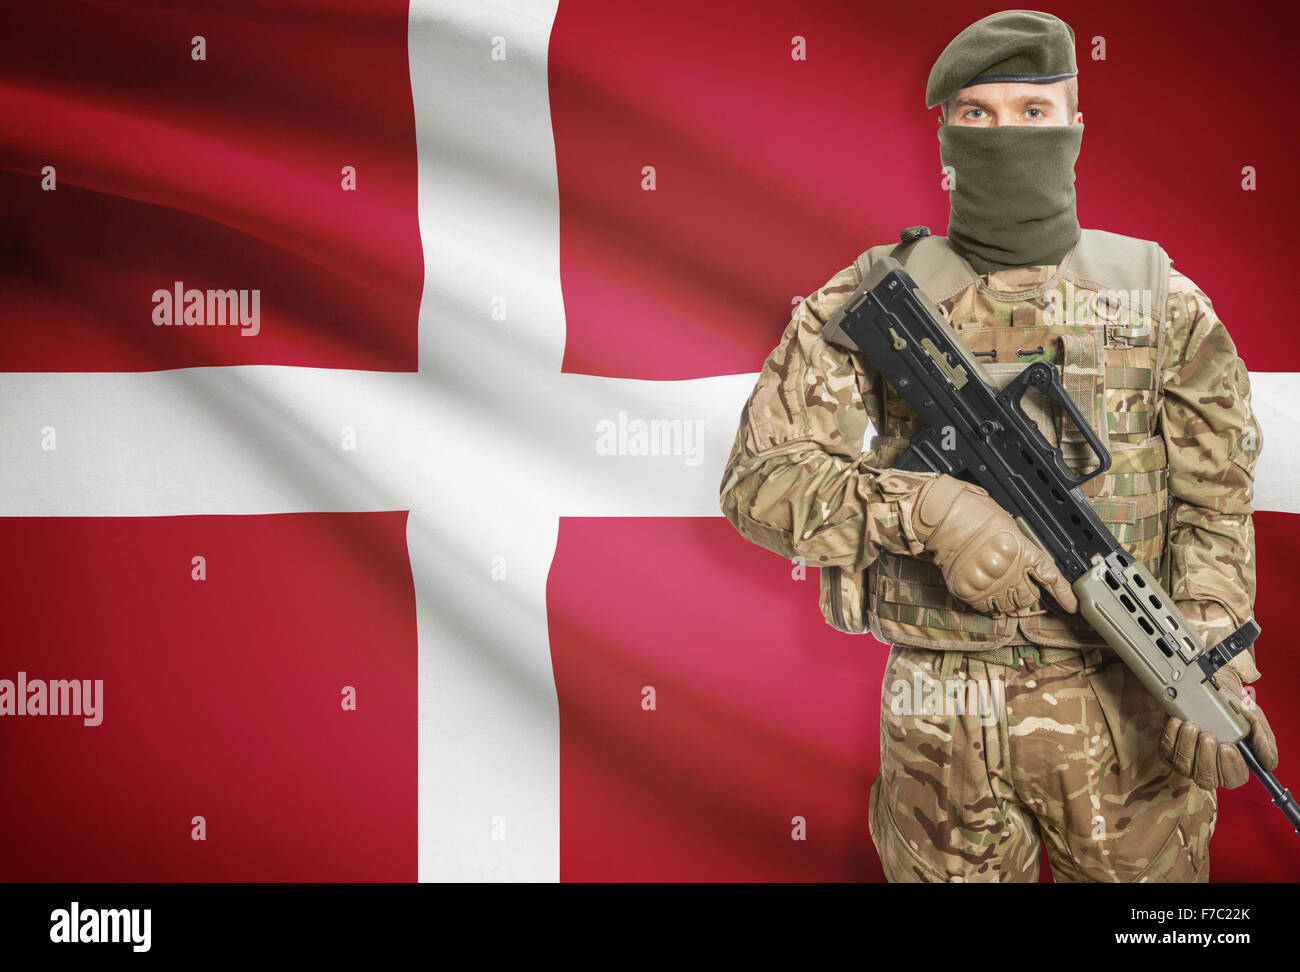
[999,361,1111,488]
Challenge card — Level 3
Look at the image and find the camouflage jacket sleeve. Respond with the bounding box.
[1160,269,1263,682]
[718,263,938,570]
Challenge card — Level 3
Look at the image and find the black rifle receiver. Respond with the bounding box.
[822,254,1300,835]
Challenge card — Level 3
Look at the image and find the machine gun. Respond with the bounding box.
[822,254,1300,834]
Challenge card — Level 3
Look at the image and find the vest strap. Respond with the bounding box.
[1065,229,1171,325]
[868,228,1172,316]
[890,225,932,266]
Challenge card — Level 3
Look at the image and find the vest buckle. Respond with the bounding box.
[1103,321,1150,348]
[1014,644,1042,666]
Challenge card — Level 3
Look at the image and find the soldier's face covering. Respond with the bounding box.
[938,123,1083,275]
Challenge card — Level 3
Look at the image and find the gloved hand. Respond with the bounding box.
[1159,666,1278,790]
[910,474,1078,616]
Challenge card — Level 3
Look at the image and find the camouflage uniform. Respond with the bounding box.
[871,644,1216,882]
[719,231,1262,881]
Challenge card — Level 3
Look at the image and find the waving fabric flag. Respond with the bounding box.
[2,0,1298,882]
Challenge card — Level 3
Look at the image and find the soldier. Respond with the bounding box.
[719,9,1279,881]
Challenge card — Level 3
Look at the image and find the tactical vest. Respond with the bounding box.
[820,228,1172,651]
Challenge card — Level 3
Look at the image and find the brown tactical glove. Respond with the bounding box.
[910,474,1078,616]
[1159,666,1278,790]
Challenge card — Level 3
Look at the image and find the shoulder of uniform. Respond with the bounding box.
[1069,228,1171,303]
[1166,266,1203,300]
[1164,267,1217,324]
[1160,265,1240,372]
[803,244,892,323]
[851,242,899,279]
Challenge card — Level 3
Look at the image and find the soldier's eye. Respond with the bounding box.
[1025,108,1044,120]
[965,108,986,120]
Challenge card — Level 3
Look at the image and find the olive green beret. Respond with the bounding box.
[925,10,1077,109]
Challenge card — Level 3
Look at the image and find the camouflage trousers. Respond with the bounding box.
[869,644,1217,882]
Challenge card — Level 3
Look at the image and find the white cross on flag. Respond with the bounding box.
[2,0,1298,881]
